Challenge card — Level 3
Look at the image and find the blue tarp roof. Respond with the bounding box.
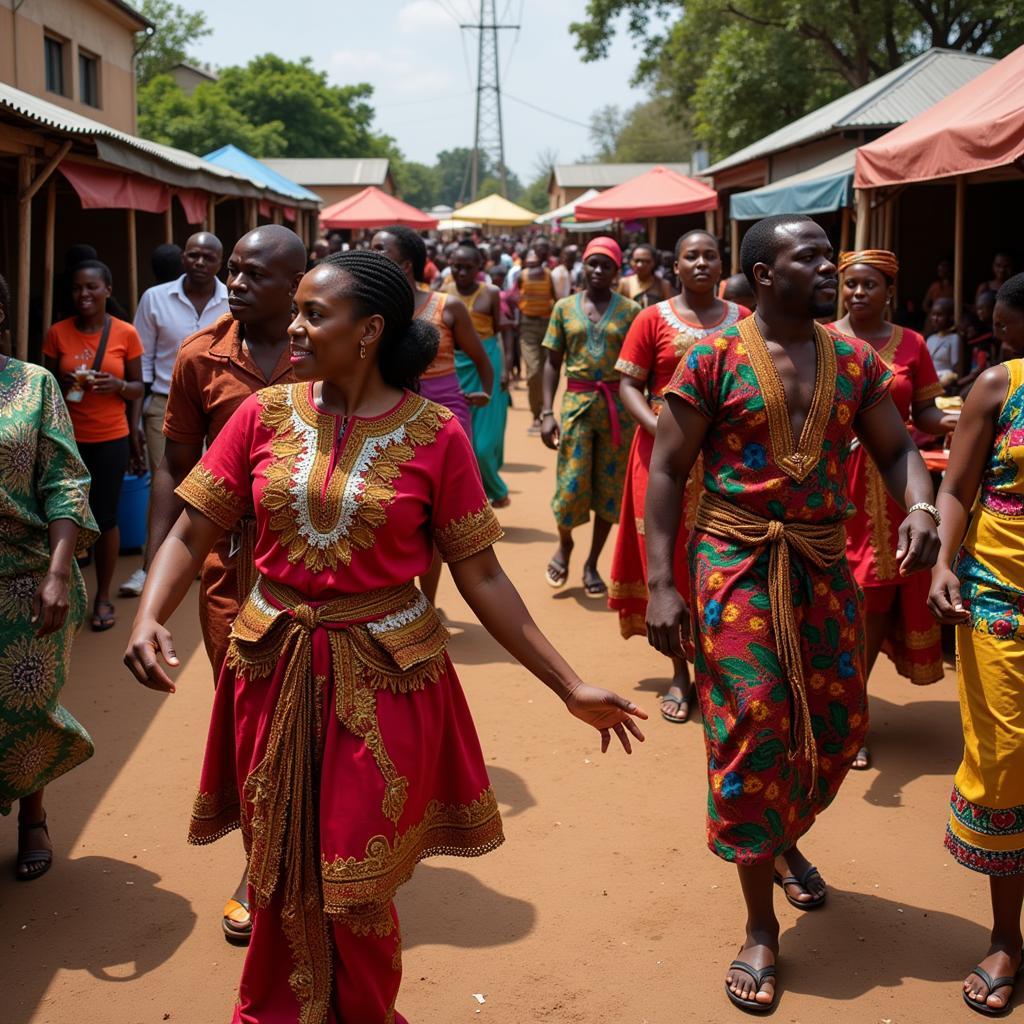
[202,144,321,204]
[730,150,856,220]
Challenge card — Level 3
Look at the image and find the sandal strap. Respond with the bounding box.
[970,966,1016,993]
[660,694,684,706]
[19,850,52,864]
[800,865,823,886]
[17,817,48,833]
[729,960,776,988]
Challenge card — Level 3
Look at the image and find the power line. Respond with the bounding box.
[504,92,593,130]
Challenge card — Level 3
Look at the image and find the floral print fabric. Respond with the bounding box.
[947,358,1024,874]
[664,322,891,863]
[0,360,97,813]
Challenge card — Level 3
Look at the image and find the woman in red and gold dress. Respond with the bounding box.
[831,249,958,768]
[609,230,748,723]
[124,251,646,1024]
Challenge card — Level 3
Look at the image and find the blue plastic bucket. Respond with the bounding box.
[118,472,150,553]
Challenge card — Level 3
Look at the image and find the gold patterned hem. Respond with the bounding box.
[435,504,504,563]
[615,358,647,381]
[609,579,648,600]
[322,790,504,915]
[914,381,945,403]
[176,463,247,530]
[740,318,837,482]
[864,458,898,581]
[188,788,242,845]
[618,612,648,639]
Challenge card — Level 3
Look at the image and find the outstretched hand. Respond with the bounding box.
[563,682,647,753]
[124,617,181,693]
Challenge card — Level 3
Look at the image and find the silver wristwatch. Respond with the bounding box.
[908,502,941,526]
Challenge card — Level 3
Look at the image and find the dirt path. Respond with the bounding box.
[1,394,987,1023]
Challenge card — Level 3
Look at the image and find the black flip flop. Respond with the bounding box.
[725,960,777,1014]
[582,568,607,599]
[964,956,1023,1017]
[91,599,116,632]
[16,816,52,882]
[660,691,691,724]
[773,865,827,910]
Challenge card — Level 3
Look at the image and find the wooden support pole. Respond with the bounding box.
[704,209,715,236]
[854,189,870,249]
[19,140,72,205]
[954,175,966,329]
[247,198,258,232]
[883,196,894,251]
[206,195,216,234]
[730,218,740,275]
[164,201,174,244]
[42,178,56,339]
[127,208,138,317]
[16,156,32,361]
[836,205,852,320]
[271,205,283,226]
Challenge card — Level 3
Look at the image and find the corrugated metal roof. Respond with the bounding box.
[261,158,391,187]
[704,48,996,176]
[553,162,691,188]
[0,80,314,205]
[204,145,322,203]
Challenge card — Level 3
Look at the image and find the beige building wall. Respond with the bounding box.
[0,0,142,133]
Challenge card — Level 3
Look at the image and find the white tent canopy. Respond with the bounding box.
[535,188,600,224]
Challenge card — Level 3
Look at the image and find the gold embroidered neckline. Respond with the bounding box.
[739,317,837,482]
[258,384,448,572]
[877,324,903,365]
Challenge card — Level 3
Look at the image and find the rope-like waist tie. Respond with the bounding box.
[233,579,445,1024]
[694,491,848,790]
[566,377,623,446]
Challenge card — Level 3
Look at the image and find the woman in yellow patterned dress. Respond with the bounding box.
[0,275,98,880]
[930,274,1024,1015]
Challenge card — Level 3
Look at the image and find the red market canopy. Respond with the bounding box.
[319,186,437,229]
[855,44,1024,188]
[574,165,718,221]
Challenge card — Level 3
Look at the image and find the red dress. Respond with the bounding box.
[177,384,505,1024]
[608,299,748,639]
[830,324,945,684]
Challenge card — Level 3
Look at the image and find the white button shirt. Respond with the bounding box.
[134,275,230,394]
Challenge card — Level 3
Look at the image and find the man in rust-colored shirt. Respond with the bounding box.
[142,225,306,945]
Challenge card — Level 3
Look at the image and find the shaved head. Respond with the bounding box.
[238,225,308,275]
[185,231,222,255]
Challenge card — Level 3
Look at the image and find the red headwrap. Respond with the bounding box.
[583,236,623,268]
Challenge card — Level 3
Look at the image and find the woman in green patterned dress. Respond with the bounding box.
[0,275,97,879]
[540,237,640,597]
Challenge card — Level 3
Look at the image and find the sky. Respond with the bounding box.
[188,0,651,182]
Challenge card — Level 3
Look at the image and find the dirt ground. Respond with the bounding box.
[0,394,993,1024]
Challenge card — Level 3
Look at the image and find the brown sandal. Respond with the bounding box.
[16,815,52,881]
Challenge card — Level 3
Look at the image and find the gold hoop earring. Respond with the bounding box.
[359,341,367,360]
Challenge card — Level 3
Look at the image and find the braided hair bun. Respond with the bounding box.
[321,249,439,390]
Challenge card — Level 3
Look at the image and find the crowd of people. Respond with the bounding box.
[1,212,1023,1021]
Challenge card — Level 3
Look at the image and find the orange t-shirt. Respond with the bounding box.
[43,317,143,442]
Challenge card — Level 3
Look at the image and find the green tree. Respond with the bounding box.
[588,97,693,162]
[137,55,390,159]
[520,175,551,213]
[572,0,1024,158]
[392,160,439,209]
[137,75,287,156]
[134,0,211,85]
[434,148,481,207]
[215,55,382,158]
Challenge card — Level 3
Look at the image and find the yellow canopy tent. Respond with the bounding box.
[453,193,537,227]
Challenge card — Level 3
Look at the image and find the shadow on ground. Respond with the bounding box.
[862,694,962,808]
[0,855,196,1023]
[399,861,536,952]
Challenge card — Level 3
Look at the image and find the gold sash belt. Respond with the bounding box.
[694,491,847,789]
[229,577,448,1024]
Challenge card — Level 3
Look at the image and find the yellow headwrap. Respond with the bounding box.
[837,249,899,280]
